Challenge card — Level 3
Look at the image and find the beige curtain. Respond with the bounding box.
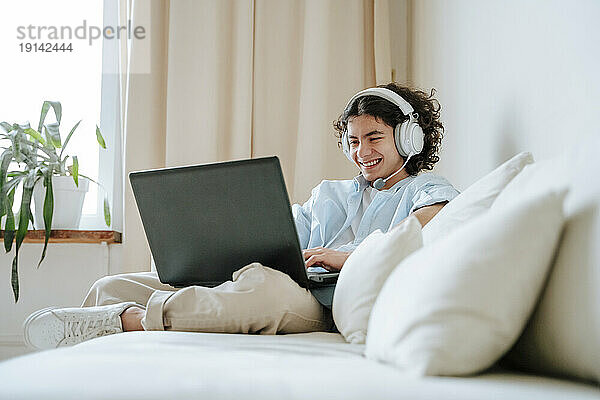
[119,0,396,273]
[119,0,169,272]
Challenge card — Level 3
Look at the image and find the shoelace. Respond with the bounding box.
[65,312,121,341]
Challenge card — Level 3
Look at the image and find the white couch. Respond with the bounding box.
[0,138,598,399]
[0,331,597,400]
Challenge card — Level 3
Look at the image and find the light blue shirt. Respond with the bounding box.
[292,172,460,310]
[292,172,460,253]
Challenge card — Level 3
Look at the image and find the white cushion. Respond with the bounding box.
[422,152,533,245]
[365,189,566,376]
[493,136,600,383]
[333,216,422,344]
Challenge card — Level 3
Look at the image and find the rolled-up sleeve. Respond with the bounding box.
[292,187,318,249]
[333,242,359,253]
[409,174,460,213]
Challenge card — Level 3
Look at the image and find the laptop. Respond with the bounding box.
[129,156,339,289]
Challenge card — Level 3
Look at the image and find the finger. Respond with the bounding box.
[303,248,326,259]
[305,255,317,267]
[306,256,336,271]
[302,249,314,259]
[305,246,325,252]
[305,255,324,267]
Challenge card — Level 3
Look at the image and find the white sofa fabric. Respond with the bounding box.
[0,331,598,400]
[493,135,600,384]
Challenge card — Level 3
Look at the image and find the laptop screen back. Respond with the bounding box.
[129,157,309,288]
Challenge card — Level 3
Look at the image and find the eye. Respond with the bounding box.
[349,140,359,146]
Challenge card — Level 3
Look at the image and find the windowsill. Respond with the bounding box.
[0,230,122,244]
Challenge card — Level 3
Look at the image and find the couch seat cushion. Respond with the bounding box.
[0,331,598,400]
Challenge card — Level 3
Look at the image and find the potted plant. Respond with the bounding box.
[0,100,111,302]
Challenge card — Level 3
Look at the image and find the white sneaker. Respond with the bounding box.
[23,302,140,350]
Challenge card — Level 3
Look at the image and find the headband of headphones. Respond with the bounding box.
[344,87,416,117]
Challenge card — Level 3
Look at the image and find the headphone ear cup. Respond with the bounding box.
[342,131,353,162]
[395,122,409,157]
[397,119,424,157]
[411,124,424,154]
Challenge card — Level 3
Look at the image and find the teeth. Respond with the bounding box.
[361,159,381,167]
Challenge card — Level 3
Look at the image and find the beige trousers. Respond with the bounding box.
[81,263,332,334]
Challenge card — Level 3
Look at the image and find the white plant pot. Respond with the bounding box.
[33,176,89,230]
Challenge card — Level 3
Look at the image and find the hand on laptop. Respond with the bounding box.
[303,247,351,271]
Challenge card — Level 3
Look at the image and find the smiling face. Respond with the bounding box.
[347,114,408,189]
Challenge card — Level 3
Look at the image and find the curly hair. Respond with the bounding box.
[333,83,443,176]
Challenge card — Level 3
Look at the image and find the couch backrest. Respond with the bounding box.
[497,133,600,384]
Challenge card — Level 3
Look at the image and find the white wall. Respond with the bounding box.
[409,0,600,189]
[0,244,123,361]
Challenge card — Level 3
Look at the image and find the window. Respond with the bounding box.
[0,0,119,230]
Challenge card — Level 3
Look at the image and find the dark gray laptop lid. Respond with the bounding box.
[129,157,309,289]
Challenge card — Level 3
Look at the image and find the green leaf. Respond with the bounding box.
[11,170,35,302]
[4,188,16,253]
[9,129,22,163]
[96,125,106,149]
[16,137,52,158]
[17,122,31,131]
[60,155,69,175]
[38,101,62,133]
[78,173,99,186]
[44,123,62,148]
[16,172,35,238]
[11,256,19,302]
[42,129,55,149]
[38,170,53,268]
[38,103,50,133]
[4,175,26,194]
[104,196,111,227]
[24,128,46,145]
[0,149,13,216]
[0,149,12,173]
[28,204,35,226]
[72,156,79,187]
[60,120,81,158]
[0,122,12,133]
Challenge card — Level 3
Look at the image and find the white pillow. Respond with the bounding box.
[422,152,533,245]
[333,216,422,344]
[365,189,566,376]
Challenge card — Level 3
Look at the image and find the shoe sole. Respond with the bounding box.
[23,306,57,349]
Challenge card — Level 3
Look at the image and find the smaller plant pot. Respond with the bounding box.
[33,176,89,230]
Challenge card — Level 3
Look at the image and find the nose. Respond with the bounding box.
[356,139,373,159]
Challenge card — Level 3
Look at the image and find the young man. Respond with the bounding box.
[23,83,459,349]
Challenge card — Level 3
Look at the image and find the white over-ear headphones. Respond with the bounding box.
[341,87,424,163]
